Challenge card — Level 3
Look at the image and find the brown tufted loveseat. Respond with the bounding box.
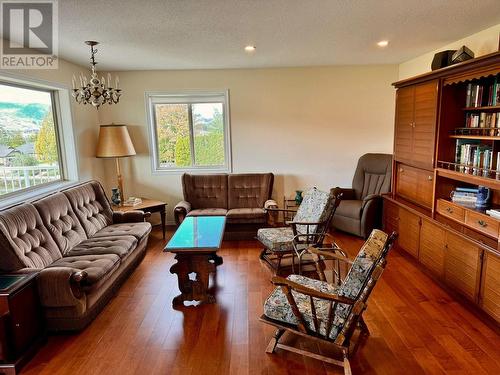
[174,173,276,240]
[0,180,151,331]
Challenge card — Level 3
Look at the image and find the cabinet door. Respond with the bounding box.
[445,233,482,302]
[394,86,414,164]
[397,208,421,258]
[383,199,399,235]
[412,81,438,169]
[396,164,434,208]
[480,251,500,323]
[419,219,446,277]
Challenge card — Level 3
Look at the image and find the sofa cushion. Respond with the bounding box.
[227,173,273,209]
[92,222,152,240]
[33,192,87,254]
[335,200,363,220]
[66,235,137,259]
[49,254,120,289]
[0,204,62,271]
[63,181,113,237]
[187,208,228,217]
[182,173,228,209]
[226,208,266,224]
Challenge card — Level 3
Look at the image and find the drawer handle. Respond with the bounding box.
[446,207,453,213]
[477,220,487,227]
[399,168,404,173]
[428,175,433,181]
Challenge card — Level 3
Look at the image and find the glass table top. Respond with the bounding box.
[165,216,226,251]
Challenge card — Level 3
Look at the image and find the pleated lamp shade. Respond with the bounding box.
[96,124,136,158]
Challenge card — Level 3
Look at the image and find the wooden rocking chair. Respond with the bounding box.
[260,229,397,374]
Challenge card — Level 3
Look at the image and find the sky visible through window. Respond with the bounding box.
[0,83,61,196]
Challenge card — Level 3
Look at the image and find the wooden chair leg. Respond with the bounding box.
[275,253,283,275]
[343,348,352,375]
[265,329,285,354]
[259,248,267,260]
[358,316,370,336]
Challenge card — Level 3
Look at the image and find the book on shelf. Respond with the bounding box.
[455,140,493,174]
[464,112,500,128]
[122,197,143,207]
[465,75,500,108]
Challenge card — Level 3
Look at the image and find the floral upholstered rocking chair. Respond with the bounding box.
[260,229,397,374]
[257,187,341,275]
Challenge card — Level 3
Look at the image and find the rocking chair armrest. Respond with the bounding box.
[306,247,353,264]
[266,207,298,214]
[271,276,356,305]
[287,220,324,226]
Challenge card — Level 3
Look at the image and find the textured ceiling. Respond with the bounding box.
[50,0,500,70]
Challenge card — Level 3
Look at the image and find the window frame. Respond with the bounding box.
[0,71,79,208]
[145,90,232,174]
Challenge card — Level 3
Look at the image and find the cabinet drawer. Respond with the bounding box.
[436,199,465,222]
[465,211,499,238]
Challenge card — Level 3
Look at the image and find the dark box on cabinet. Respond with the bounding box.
[431,50,456,70]
[451,46,474,64]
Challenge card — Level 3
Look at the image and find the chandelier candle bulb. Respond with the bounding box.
[115,76,119,90]
[72,75,76,89]
[107,73,111,88]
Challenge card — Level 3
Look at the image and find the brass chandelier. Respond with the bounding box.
[72,41,121,109]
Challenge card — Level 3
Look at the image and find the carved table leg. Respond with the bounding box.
[170,252,219,306]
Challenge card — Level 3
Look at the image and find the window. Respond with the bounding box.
[146,91,231,172]
[0,74,78,204]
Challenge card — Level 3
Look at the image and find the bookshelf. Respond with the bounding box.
[385,51,500,324]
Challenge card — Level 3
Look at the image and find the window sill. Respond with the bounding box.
[0,180,80,210]
[151,166,232,175]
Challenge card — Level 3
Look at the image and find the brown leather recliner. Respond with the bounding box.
[332,153,392,238]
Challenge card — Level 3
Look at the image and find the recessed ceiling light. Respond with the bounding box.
[377,40,389,47]
[244,45,256,52]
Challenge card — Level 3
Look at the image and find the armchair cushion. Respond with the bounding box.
[257,227,295,252]
[92,222,152,241]
[294,188,334,234]
[264,274,342,339]
[335,200,363,220]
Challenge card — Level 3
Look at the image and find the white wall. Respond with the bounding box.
[0,58,104,182]
[399,24,500,80]
[98,65,398,223]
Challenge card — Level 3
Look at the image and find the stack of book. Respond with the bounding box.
[465,76,500,107]
[451,187,479,207]
[455,141,493,174]
[123,197,143,207]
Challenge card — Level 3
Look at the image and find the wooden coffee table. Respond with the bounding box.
[164,216,226,306]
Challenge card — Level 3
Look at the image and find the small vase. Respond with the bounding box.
[111,188,121,206]
[294,190,303,205]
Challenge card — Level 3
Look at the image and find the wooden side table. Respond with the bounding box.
[0,273,45,375]
[114,198,167,239]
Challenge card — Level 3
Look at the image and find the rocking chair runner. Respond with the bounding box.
[260,229,397,374]
[257,188,342,275]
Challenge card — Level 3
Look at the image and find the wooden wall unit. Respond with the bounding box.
[384,51,500,324]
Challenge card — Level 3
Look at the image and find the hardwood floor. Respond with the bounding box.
[22,228,500,375]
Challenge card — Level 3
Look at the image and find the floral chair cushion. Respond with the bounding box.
[263,229,389,340]
[293,188,334,234]
[257,227,295,252]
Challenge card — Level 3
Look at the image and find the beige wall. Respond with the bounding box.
[399,23,500,80]
[98,65,398,223]
[0,58,104,182]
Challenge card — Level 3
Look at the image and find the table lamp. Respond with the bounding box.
[96,124,136,204]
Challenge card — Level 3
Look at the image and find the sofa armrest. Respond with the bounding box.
[332,187,356,200]
[362,194,381,208]
[174,200,192,225]
[112,210,150,223]
[264,199,278,210]
[37,267,88,307]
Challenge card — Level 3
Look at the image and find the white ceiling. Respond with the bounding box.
[53,0,500,70]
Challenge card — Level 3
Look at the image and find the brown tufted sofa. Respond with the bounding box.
[174,173,276,239]
[0,180,151,331]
